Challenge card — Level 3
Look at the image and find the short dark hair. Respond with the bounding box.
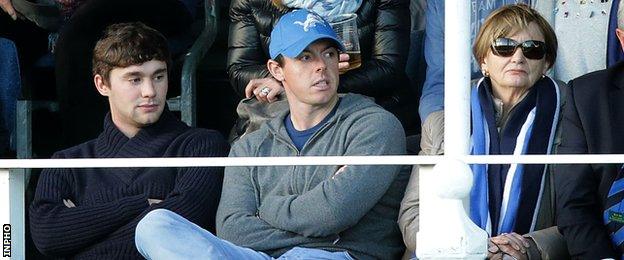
[274,54,285,66]
[92,22,171,84]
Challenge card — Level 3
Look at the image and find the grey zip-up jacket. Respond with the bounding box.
[216,94,410,259]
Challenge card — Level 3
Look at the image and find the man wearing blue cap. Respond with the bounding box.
[135,9,409,259]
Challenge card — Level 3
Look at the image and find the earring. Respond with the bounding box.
[482,70,490,77]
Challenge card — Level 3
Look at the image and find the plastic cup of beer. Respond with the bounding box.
[328,13,361,74]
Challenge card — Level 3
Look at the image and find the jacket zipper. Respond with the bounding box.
[270,119,338,194]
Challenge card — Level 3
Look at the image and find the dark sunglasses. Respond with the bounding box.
[490,38,546,60]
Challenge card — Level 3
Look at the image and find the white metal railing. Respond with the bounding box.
[439,0,482,255]
[2,155,624,259]
[444,0,471,157]
[4,154,624,168]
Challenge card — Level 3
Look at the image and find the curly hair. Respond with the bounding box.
[92,22,171,84]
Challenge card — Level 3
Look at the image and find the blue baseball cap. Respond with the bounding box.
[269,9,345,60]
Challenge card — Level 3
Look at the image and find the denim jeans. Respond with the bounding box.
[135,209,354,260]
[0,37,20,152]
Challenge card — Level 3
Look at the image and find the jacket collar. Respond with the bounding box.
[264,93,373,139]
[609,61,624,90]
[94,108,188,184]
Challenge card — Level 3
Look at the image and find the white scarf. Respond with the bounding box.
[282,0,363,18]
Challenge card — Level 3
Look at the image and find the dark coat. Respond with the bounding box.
[554,62,624,259]
[226,0,417,133]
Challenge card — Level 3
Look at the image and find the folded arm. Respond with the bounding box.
[108,132,230,239]
[258,113,406,237]
[29,168,148,256]
[30,132,229,256]
[216,160,332,251]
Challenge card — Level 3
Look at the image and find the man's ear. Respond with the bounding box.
[94,74,110,96]
[267,59,285,81]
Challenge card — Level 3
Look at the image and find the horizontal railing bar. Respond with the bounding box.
[1,154,624,168]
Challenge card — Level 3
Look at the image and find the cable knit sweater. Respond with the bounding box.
[29,110,229,259]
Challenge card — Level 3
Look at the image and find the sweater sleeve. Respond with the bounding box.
[105,131,230,241]
[418,0,444,122]
[216,141,333,251]
[338,0,410,98]
[29,166,148,257]
[398,167,419,252]
[149,132,228,226]
[226,0,273,97]
[257,112,406,237]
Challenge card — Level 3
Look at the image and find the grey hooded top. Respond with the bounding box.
[216,93,410,259]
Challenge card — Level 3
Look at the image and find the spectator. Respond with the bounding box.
[534,0,612,82]
[135,9,409,259]
[54,0,202,148]
[407,0,426,82]
[0,37,20,157]
[0,0,54,157]
[28,22,228,259]
[401,4,568,259]
[227,0,417,135]
[607,0,624,67]
[418,0,531,155]
[1,0,202,150]
[553,2,624,256]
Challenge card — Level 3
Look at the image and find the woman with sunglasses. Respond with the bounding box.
[469,4,569,260]
[399,4,568,260]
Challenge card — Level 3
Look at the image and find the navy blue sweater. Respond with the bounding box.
[29,110,228,259]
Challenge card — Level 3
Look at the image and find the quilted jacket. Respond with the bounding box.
[226,0,418,133]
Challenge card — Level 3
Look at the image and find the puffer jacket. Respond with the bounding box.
[227,0,417,134]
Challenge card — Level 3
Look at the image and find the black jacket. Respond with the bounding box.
[554,62,624,259]
[226,0,417,133]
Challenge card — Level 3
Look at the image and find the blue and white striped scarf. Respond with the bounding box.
[469,76,560,236]
[282,0,362,18]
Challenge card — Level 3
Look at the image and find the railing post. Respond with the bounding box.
[1,169,10,259]
[417,2,488,259]
[5,99,33,259]
[417,159,487,259]
[8,169,26,260]
[444,0,471,156]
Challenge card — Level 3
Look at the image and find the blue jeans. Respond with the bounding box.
[135,209,354,260]
[0,37,20,152]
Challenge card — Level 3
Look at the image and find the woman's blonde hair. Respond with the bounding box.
[473,4,557,69]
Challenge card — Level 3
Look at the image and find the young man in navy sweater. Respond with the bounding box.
[28,22,228,259]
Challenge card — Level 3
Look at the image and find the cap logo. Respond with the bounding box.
[293,13,324,32]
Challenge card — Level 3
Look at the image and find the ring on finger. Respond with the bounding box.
[260,86,271,95]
